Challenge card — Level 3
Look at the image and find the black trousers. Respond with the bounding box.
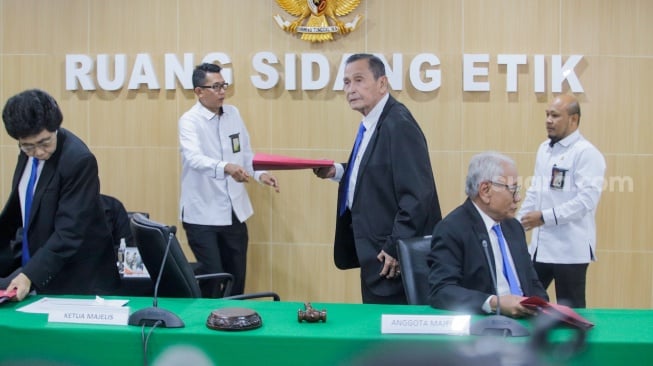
[183,215,248,297]
[360,277,408,305]
[533,260,589,308]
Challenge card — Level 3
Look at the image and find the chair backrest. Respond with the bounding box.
[397,235,433,305]
[127,211,150,219]
[130,213,202,298]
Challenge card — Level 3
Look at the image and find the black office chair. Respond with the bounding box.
[396,235,433,305]
[130,213,280,301]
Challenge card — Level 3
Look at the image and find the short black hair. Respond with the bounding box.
[346,53,386,80]
[564,99,582,125]
[2,89,63,140]
[192,63,222,88]
[567,100,581,117]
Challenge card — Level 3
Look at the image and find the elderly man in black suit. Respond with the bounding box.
[0,89,120,301]
[428,151,548,317]
[314,54,442,304]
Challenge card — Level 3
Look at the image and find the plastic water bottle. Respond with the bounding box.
[117,238,126,275]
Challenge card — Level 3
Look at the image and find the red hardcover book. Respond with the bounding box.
[521,296,594,330]
[253,153,334,171]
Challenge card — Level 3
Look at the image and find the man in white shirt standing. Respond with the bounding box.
[519,94,606,308]
[179,63,279,297]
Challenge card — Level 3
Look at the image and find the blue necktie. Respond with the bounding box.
[22,157,39,266]
[339,122,366,216]
[492,224,523,296]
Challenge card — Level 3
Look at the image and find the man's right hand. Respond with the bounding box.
[225,163,250,182]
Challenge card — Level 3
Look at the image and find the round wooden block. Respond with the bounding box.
[206,307,262,331]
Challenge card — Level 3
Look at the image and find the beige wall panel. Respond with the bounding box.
[245,242,273,295]
[268,243,361,303]
[462,93,539,152]
[0,146,18,203]
[2,0,89,54]
[563,0,653,56]
[179,0,276,53]
[586,251,653,308]
[268,91,355,152]
[89,0,178,54]
[512,151,537,191]
[585,57,653,155]
[94,146,180,222]
[246,178,282,244]
[430,151,464,216]
[463,0,559,53]
[366,1,462,54]
[596,155,650,253]
[251,151,338,245]
[88,89,180,147]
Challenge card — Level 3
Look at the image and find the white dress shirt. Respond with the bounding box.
[472,202,523,297]
[334,93,388,210]
[518,130,606,264]
[178,102,264,226]
[19,157,44,225]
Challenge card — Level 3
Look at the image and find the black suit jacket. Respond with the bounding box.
[101,194,134,251]
[427,198,548,313]
[0,128,119,294]
[334,95,442,297]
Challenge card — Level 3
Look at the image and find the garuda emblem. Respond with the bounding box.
[274,0,363,42]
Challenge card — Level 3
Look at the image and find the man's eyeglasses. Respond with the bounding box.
[18,132,57,154]
[198,82,229,91]
[490,181,521,199]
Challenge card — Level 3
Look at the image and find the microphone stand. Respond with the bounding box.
[128,232,185,328]
[470,240,529,337]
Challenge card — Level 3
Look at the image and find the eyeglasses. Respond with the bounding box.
[490,181,521,199]
[198,82,229,91]
[18,132,57,154]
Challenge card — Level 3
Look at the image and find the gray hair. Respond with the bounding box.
[465,151,516,198]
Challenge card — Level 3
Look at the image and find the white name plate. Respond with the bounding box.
[48,305,130,326]
[381,314,470,335]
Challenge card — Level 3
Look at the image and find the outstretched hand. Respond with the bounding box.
[260,173,280,193]
[313,165,336,179]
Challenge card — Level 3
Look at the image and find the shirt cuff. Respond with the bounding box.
[482,295,495,314]
[542,208,557,226]
[254,170,266,183]
[332,163,344,183]
[215,161,228,179]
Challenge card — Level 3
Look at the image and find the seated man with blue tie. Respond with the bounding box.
[0,89,120,301]
[427,151,548,318]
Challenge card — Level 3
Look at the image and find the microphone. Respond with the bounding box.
[483,240,502,317]
[470,239,529,337]
[128,228,184,328]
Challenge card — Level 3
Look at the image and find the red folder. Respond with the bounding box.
[253,153,334,171]
[0,288,17,304]
[521,296,594,330]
